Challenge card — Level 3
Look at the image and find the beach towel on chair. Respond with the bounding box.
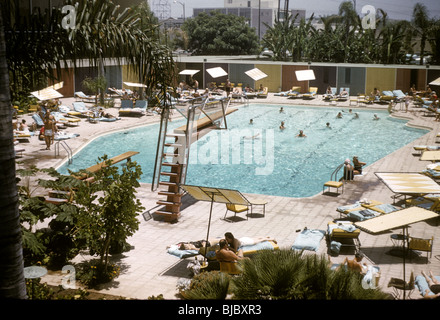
[291,229,326,252]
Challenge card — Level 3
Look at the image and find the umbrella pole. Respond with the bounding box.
[402,226,407,300]
[203,193,215,266]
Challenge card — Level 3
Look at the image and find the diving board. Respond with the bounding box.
[85,151,139,173]
[74,151,139,180]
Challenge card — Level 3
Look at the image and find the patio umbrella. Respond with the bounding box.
[245,68,268,81]
[429,77,440,86]
[355,206,439,299]
[295,69,315,81]
[30,87,63,101]
[179,69,200,76]
[206,67,228,79]
[123,82,147,88]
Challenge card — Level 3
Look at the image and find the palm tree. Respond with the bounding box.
[412,3,432,65]
[0,0,176,299]
[0,9,27,299]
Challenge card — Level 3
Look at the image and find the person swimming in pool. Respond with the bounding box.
[280,121,285,130]
[297,130,306,137]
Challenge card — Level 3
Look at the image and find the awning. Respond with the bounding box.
[30,88,63,101]
[245,68,268,81]
[295,69,315,81]
[354,206,439,234]
[206,67,228,78]
[123,82,147,88]
[429,77,440,86]
[179,69,200,76]
[375,172,440,195]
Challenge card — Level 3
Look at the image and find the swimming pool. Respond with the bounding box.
[58,104,428,198]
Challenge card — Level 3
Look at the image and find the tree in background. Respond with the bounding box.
[183,11,259,56]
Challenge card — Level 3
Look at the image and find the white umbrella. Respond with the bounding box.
[245,68,268,81]
[429,77,440,86]
[206,67,228,78]
[123,82,147,88]
[295,69,315,81]
[179,69,200,76]
[30,88,63,101]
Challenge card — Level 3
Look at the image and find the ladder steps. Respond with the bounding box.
[157,200,180,207]
[160,172,179,177]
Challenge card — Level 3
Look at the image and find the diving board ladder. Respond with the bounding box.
[151,97,235,222]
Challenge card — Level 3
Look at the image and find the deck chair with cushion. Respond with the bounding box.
[74,91,95,102]
[257,87,268,98]
[72,102,90,117]
[224,203,249,221]
[287,86,302,99]
[302,87,318,100]
[408,236,434,262]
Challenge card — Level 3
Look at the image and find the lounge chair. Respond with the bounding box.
[51,111,81,126]
[379,91,394,103]
[72,102,90,117]
[74,91,95,102]
[327,221,361,251]
[337,87,350,101]
[256,87,268,98]
[120,99,133,109]
[291,228,326,252]
[32,113,45,128]
[224,203,249,221]
[287,86,302,99]
[393,90,406,102]
[302,87,318,100]
[415,273,440,298]
[323,87,337,100]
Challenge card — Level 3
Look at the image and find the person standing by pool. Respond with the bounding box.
[342,158,354,181]
[44,114,57,150]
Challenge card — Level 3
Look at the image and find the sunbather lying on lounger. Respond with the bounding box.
[421,270,440,299]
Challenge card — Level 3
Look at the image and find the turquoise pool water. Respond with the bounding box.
[58,104,428,198]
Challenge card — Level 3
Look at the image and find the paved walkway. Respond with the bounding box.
[17,94,440,300]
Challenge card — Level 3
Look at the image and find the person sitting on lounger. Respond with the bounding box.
[342,252,368,274]
[224,233,242,256]
[216,239,243,262]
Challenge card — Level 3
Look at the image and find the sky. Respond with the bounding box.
[156,0,440,21]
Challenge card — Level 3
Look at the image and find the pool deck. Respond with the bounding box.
[16,94,440,300]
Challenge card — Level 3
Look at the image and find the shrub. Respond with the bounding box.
[182,271,231,300]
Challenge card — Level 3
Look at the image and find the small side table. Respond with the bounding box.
[250,199,267,217]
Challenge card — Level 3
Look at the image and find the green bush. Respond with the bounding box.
[182,271,231,300]
[76,260,121,288]
[232,249,389,300]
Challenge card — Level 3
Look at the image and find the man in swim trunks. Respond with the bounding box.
[44,114,57,150]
